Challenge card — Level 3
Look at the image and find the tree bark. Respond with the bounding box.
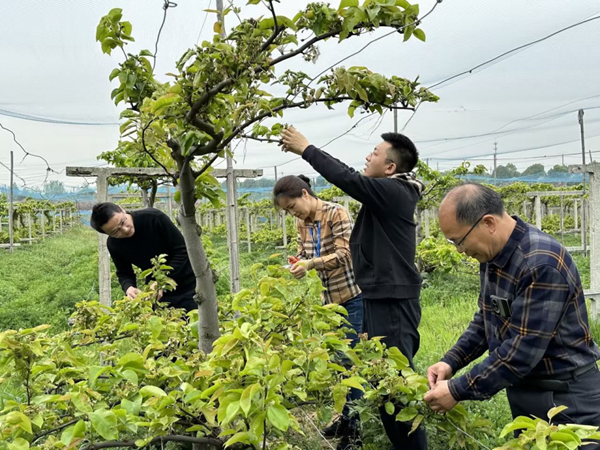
[149,179,158,208]
[141,189,149,208]
[178,161,220,353]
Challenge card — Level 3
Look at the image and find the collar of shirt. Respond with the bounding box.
[303,198,325,225]
[489,215,526,269]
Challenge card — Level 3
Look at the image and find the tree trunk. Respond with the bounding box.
[149,179,158,208]
[141,189,149,208]
[178,163,220,354]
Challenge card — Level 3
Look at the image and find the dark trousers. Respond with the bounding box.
[363,298,427,450]
[340,295,364,422]
[161,288,197,312]
[506,367,600,449]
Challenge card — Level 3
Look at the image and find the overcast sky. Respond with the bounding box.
[1,0,599,188]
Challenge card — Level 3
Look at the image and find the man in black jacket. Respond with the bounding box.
[281,127,426,450]
[90,203,196,312]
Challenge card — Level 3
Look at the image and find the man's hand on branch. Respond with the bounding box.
[126,286,141,300]
[281,127,310,156]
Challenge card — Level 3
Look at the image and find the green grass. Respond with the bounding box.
[0,227,105,331]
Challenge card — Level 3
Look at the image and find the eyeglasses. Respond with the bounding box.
[446,214,486,248]
[108,215,128,237]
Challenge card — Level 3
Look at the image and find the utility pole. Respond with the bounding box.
[217,0,241,293]
[562,154,565,166]
[393,108,398,133]
[274,165,278,181]
[8,151,14,252]
[579,109,587,256]
[493,142,498,184]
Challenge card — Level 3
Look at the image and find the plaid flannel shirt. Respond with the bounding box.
[296,199,361,305]
[442,216,600,401]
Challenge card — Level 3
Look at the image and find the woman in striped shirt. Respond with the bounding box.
[273,175,363,450]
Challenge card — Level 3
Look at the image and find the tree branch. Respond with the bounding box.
[81,435,224,450]
[141,119,175,181]
[190,135,224,157]
[259,0,284,52]
[270,30,339,66]
[187,78,236,122]
[33,419,78,444]
[239,135,281,143]
[188,116,222,140]
[193,154,220,179]
[221,96,414,148]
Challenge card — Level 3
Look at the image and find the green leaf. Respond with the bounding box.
[385,402,395,415]
[396,406,418,422]
[224,431,255,447]
[118,353,145,370]
[341,376,366,392]
[7,438,29,450]
[395,0,411,8]
[108,68,120,81]
[409,414,424,435]
[89,409,118,440]
[89,365,110,386]
[121,369,139,385]
[267,404,290,432]
[339,0,359,9]
[387,347,410,369]
[240,383,261,416]
[140,385,167,397]
[548,405,569,421]
[413,28,426,42]
[5,412,33,434]
[403,25,414,42]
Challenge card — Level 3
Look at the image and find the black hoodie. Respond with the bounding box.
[302,145,422,300]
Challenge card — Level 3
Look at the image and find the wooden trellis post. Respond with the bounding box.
[67,166,262,305]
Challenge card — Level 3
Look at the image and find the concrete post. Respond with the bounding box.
[96,171,112,306]
[574,200,579,230]
[27,213,32,244]
[534,195,542,230]
[41,211,46,239]
[588,172,600,318]
[281,211,288,247]
[424,209,431,238]
[245,208,252,253]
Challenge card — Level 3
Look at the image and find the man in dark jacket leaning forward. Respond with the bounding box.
[90,203,196,312]
[281,127,427,450]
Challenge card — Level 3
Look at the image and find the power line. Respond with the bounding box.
[153,1,178,72]
[429,13,600,90]
[196,0,213,44]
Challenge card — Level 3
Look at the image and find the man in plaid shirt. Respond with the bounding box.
[425,183,600,429]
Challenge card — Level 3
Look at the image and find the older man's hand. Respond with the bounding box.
[424,380,458,414]
[427,361,453,389]
[281,127,310,155]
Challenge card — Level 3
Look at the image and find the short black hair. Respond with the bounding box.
[450,183,504,225]
[381,132,419,173]
[90,202,123,233]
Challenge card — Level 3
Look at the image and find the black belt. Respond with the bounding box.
[551,362,598,381]
[512,363,599,392]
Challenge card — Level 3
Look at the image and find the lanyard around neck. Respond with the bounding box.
[308,221,321,258]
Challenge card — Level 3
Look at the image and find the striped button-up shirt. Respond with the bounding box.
[442,216,600,401]
[296,199,361,305]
